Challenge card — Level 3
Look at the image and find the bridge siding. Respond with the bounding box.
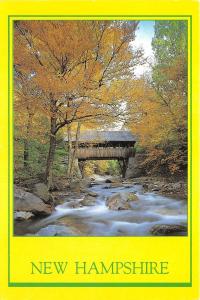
[75,147,135,161]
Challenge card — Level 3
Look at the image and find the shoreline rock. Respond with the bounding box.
[14,211,34,221]
[14,185,54,216]
[124,176,187,200]
[32,183,53,204]
[150,224,187,236]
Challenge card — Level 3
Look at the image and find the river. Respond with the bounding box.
[19,178,187,236]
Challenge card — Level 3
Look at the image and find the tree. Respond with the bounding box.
[14,68,47,172]
[151,20,187,140]
[14,20,143,187]
[127,21,188,176]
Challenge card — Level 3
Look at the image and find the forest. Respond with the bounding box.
[14,20,188,236]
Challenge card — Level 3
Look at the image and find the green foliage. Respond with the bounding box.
[152,20,188,106]
[152,20,187,64]
[107,160,120,176]
[127,21,188,178]
[14,137,68,181]
[14,139,49,180]
[52,143,68,177]
[135,144,146,154]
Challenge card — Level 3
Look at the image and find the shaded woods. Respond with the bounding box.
[14,20,187,188]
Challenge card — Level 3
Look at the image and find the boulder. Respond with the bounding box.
[20,177,41,189]
[105,177,121,184]
[80,195,96,206]
[150,224,187,236]
[14,211,34,221]
[143,183,149,189]
[81,179,92,187]
[110,182,124,188]
[33,183,51,204]
[152,187,160,192]
[87,191,98,197]
[106,193,132,210]
[105,179,112,183]
[125,155,146,178]
[36,225,78,236]
[51,192,69,205]
[103,182,124,189]
[69,180,81,193]
[70,179,91,193]
[53,178,70,191]
[14,186,54,216]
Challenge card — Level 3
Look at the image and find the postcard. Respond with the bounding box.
[0,0,199,299]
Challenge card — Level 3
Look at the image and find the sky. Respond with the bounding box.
[133,21,155,77]
[112,21,155,129]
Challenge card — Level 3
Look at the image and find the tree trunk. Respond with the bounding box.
[45,95,57,189]
[45,130,56,189]
[24,110,33,168]
[66,123,72,178]
[69,122,81,179]
[23,140,29,168]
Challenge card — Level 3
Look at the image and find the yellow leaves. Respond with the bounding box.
[126,79,173,148]
[14,20,143,143]
[83,162,95,176]
[101,27,121,49]
[83,160,110,177]
[15,20,137,96]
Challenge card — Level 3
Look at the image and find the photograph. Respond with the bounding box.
[14,19,188,237]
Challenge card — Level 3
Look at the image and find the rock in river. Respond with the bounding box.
[104,182,124,189]
[150,224,187,236]
[106,193,132,210]
[36,225,78,236]
[15,186,54,216]
[70,179,91,193]
[80,195,96,206]
[110,182,124,188]
[87,191,98,197]
[105,177,120,183]
[14,211,34,221]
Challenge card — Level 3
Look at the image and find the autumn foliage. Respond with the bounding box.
[14,20,187,184]
[127,21,187,177]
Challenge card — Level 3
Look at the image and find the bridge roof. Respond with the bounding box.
[64,130,137,143]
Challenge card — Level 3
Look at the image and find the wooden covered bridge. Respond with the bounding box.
[65,130,137,177]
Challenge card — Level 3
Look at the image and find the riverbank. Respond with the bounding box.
[125,176,187,200]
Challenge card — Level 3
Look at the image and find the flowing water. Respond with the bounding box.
[25,179,187,237]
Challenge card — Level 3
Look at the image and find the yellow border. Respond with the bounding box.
[0,1,199,300]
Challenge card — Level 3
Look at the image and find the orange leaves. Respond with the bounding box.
[127,79,161,146]
[14,20,139,96]
[14,20,143,143]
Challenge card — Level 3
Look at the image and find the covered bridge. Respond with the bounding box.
[64,130,137,177]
